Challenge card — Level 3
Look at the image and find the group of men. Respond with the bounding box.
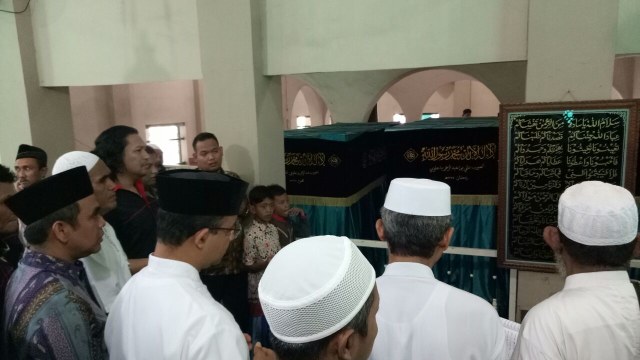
[0,124,638,359]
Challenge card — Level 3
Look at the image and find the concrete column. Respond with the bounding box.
[196,0,284,186]
[525,0,619,101]
[0,2,74,166]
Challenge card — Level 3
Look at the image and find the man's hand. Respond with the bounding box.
[253,342,277,360]
[243,333,252,349]
[288,207,305,218]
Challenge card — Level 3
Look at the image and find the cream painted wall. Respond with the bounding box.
[0,0,32,164]
[5,1,75,170]
[264,0,529,74]
[616,0,640,55]
[69,86,115,150]
[30,0,202,86]
[377,92,403,122]
[69,80,199,162]
[424,83,455,116]
[469,81,500,117]
[526,0,618,101]
[265,0,639,75]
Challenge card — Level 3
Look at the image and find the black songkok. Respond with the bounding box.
[157,169,248,216]
[16,144,48,168]
[5,166,93,225]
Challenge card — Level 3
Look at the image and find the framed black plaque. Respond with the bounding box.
[498,100,639,271]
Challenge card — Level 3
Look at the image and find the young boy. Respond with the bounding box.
[243,185,281,347]
[267,184,310,248]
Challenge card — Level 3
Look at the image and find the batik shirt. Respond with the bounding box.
[3,249,107,359]
[243,220,280,304]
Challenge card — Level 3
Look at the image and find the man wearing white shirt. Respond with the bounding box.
[105,169,275,360]
[512,181,640,360]
[369,178,505,360]
[53,151,131,313]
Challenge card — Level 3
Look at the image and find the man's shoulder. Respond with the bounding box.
[441,281,499,314]
[223,170,241,179]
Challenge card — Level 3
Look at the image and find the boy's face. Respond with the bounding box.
[250,197,274,223]
[273,193,290,218]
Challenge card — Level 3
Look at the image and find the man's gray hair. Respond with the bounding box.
[380,207,451,258]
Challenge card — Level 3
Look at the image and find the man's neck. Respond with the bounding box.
[116,172,140,192]
[153,243,202,270]
[564,261,624,277]
[31,243,75,263]
[388,254,439,268]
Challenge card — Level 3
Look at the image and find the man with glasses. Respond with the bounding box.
[105,170,275,359]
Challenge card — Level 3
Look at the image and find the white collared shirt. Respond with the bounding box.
[369,262,505,360]
[512,270,640,360]
[105,254,249,360]
[81,222,131,313]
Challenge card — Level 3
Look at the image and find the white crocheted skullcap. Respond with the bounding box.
[384,178,451,216]
[558,181,637,246]
[52,151,100,175]
[258,235,376,343]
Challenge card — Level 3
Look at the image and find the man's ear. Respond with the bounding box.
[375,219,386,241]
[51,220,71,245]
[333,327,357,360]
[543,226,562,252]
[438,227,454,250]
[192,228,210,249]
[39,166,48,179]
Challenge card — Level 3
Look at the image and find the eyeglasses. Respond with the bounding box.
[210,222,242,239]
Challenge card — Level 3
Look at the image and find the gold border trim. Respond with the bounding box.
[451,195,498,206]
[289,177,385,207]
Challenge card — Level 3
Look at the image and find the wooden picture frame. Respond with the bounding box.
[497,100,639,271]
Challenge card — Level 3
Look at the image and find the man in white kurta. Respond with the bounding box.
[105,169,275,360]
[53,151,132,313]
[369,178,505,360]
[80,222,130,313]
[373,262,505,359]
[106,254,248,359]
[512,181,640,360]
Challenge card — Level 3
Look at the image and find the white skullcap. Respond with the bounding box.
[558,181,637,246]
[259,236,375,343]
[52,151,100,175]
[383,178,451,216]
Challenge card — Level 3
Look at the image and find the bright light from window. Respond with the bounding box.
[430,113,440,118]
[392,113,406,124]
[146,124,183,165]
[296,115,311,129]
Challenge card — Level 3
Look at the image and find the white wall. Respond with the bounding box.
[30,0,202,86]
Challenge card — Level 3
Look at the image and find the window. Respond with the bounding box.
[146,123,186,165]
[296,115,311,129]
